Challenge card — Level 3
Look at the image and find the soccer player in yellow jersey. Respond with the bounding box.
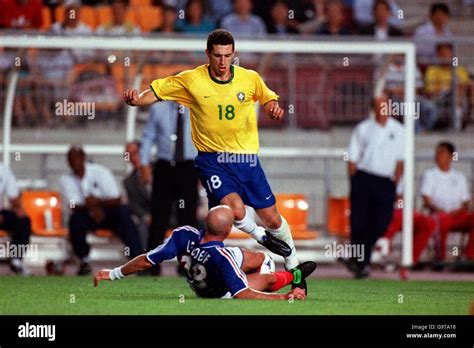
[124,29,307,291]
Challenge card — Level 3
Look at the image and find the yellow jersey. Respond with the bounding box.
[150,64,278,154]
[425,65,470,95]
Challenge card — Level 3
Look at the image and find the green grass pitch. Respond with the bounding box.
[0,276,472,315]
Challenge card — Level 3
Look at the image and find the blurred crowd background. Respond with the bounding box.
[0,0,473,131]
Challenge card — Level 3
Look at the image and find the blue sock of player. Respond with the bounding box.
[267,216,299,270]
[234,209,266,242]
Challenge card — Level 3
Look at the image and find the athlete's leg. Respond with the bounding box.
[221,193,266,242]
[239,248,266,273]
[246,273,278,291]
[413,213,436,264]
[256,205,299,270]
[240,249,294,292]
[383,209,403,241]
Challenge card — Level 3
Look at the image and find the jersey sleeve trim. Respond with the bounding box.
[260,96,279,105]
[145,253,156,265]
[149,83,162,101]
[207,64,234,85]
[232,286,249,297]
[175,225,201,235]
[217,248,248,285]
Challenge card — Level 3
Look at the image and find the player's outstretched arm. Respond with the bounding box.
[93,254,153,287]
[123,88,158,107]
[235,287,306,301]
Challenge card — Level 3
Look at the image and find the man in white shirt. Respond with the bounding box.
[346,93,404,278]
[414,3,452,59]
[0,163,32,275]
[420,142,474,267]
[60,146,142,275]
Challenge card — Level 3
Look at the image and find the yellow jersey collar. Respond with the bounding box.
[207,65,234,85]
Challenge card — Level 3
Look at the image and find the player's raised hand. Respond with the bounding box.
[93,269,111,287]
[264,100,284,120]
[123,89,140,106]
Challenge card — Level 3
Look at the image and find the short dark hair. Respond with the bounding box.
[436,42,453,52]
[163,4,176,12]
[108,0,129,5]
[438,141,455,155]
[373,0,391,13]
[430,3,450,16]
[126,140,141,149]
[185,0,204,22]
[67,145,85,158]
[207,29,235,53]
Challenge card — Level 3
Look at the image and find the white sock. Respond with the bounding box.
[259,253,275,274]
[234,207,266,242]
[11,258,23,268]
[267,216,299,270]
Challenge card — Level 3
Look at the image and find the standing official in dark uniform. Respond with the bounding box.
[347,93,404,278]
[140,101,198,275]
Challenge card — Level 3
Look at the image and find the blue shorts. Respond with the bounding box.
[194,152,276,210]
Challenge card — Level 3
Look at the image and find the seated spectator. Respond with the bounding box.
[60,145,142,275]
[177,0,215,34]
[43,0,61,24]
[317,0,350,35]
[421,142,474,270]
[29,48,75,126]
[204,0,233,23]
[414,3,452,59]
[152,4,179,33]
[151,5,181,63]
[221,0,267,37]
[288,0,325,31]
[359,0,403,38]
[5,48,36,127]
[0,0,42,29]
[0,163,32,275]
[376,179,436,267]
[50,0,94,64]
[123,141,151,250]
[384,54,438,132]
[50,0,92,35]
[96,0,140,35]
[266,0,299,35]
[38,1,91,126]
[425,43,471,130]
[353,0,403,28]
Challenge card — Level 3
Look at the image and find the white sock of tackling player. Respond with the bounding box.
[234,207,266,242]
[267,216,299,270]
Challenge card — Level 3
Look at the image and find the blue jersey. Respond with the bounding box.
[146,226,249,298]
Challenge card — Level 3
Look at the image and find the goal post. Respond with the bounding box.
[0,34,416,267]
